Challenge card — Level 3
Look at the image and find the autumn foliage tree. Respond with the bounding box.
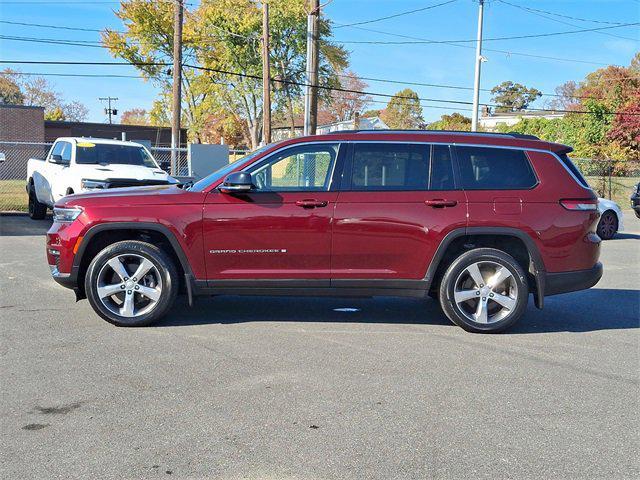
[380,88,424,129]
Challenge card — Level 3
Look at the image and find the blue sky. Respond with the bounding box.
[0,0,638,124]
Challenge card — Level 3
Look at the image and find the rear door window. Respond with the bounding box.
[347,143,455,191]
[455,146,537,190]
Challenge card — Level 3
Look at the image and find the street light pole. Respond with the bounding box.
[471,0,484,132]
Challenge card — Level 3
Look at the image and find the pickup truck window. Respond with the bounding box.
[61,142,72,162]
[48,141,65,162]
[75,143,157,168]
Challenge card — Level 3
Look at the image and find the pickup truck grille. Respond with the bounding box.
[103,179,173,189]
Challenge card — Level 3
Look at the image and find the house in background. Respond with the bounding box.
[479,106,565,132]
[273,114,389,141]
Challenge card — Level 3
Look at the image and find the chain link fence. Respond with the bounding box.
[0,141,190,212]
[574,158,640,207]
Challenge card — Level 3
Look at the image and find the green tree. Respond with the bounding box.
[380,88,424,129]
[104,0,348,148]
[427,112,471,131]
[0,73,25,105]
[45,106,66,121]
[491,81,542,112]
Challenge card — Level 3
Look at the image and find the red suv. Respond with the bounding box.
[46,131,602,333]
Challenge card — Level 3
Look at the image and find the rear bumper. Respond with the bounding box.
[544,262,603,296]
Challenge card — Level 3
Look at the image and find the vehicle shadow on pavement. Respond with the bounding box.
[611,232,640,240]
[159,288,639,333]
[159,295,453,328]
[0,214,52,236]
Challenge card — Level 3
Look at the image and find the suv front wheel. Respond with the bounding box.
[85,240,178,327]
[439,248,529,333]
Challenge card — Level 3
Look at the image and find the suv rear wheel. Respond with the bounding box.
[439,248,528,333]
[85,240,178,327]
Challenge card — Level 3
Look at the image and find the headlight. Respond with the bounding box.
[53,206,83,223]
[81,179,108,189]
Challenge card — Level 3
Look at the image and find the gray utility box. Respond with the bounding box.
[188,144,230,180]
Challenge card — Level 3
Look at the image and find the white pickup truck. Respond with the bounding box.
[26,137,177,219]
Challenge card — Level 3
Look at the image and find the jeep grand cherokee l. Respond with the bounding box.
[46,131,602,333]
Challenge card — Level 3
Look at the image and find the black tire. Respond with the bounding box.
[28,185,47,220]
[85,240,178,327]
[439,248,529,333]
[597,210,618,240]
[635,209,640,220]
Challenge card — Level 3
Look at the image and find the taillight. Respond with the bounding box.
[560,199,598,211]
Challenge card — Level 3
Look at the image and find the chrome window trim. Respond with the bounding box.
[208,139,591,193]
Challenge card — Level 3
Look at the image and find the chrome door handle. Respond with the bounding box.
[425,199,458,208]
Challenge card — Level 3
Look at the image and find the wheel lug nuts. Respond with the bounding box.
[489,293,494,297]
[132,277,137,282]
[476,291,480,295]
[135,285,139,290]
[120,285,125,289]
[127,290,132,295]
[482,297,486,301]
[480,284,484,287]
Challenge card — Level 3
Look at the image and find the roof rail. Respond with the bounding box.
[322,129,540,141]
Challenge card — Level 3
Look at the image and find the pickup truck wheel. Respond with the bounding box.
[85,240,178,327]
[439,248,529,333]
[28,187,47,220]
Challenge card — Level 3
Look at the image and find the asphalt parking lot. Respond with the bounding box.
[1,213,639,480]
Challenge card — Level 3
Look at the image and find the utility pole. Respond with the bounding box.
[171,0,184,175]
[303,0,320,136]
[471,0,484,132]
[261,1,271,145]
[99,97,118,124]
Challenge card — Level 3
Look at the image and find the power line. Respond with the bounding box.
[333,0,459,28]
[497,0,638,42]
[1,17,622,67]
[333,22,619,67]
[3,60,638,113]
[335,21,640,44]
[496,0,627,25]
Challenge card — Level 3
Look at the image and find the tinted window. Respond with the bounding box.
[429,144,455,190]
[456,146,537,190]
[558,153,589,188]
[249,143,339,191]
[349,143,455,191]
[75,143,157,168]
[351,143,430,190]
[49,141,65,161]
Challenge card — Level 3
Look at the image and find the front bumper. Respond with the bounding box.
[544,262,603,296]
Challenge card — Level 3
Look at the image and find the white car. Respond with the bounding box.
[26,137,177,219]
[597,197,624,240]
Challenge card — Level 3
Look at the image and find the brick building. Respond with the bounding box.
[0,104,45,142]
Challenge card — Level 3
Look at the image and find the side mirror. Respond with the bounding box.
[50,154,67,165]
[219,172,253,194]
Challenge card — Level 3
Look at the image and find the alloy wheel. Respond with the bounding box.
[96,254,162,318]
[453,260,518,324]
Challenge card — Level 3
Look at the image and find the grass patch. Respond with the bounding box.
[0,180,28,212]
[586,176,638,208]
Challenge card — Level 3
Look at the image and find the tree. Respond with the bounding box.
[362,109,381,118]
[1,68,88,121]
[545,80,580,111]
[121,108,150,125]
[45,107,66,121]
[62,101,89,122]
[325,71,371,122]
[104,0,348,148]
[427,112,471,131]
[608,93,640,158]
[491,81,542,112]
[0,74,24,105]
[379,88,424,129]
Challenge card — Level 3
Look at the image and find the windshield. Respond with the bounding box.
[75,142,158,168]
[189,145,272,191]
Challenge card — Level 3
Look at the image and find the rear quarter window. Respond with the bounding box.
[456,146,537,190]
